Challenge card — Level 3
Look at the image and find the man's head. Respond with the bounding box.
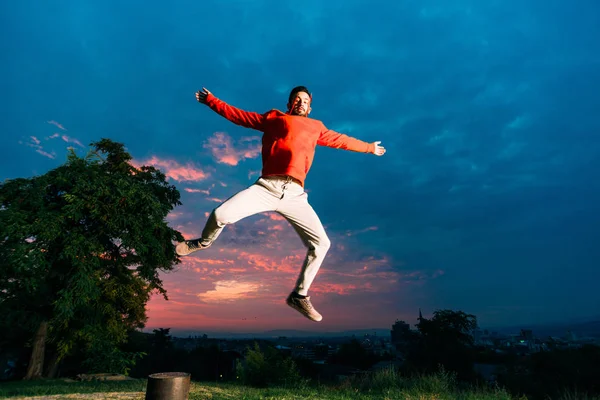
[287,86,312,116]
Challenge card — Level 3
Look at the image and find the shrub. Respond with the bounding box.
[236,342,302,388]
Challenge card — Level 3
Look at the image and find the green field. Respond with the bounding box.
[0,370,515,400]
[0,369,597,400]
[0,380,512,400]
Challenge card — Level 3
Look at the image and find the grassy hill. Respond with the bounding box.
[0,370,518,400]
[0,380,510,400]
[0,369,597,400]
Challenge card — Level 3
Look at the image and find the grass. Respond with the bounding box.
[0,368,598,400]
[0,381,512,400]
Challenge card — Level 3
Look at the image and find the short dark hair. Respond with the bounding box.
[288,86,312,103]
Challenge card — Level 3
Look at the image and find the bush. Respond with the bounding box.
[82,338,145,376]
[236,342,302,388]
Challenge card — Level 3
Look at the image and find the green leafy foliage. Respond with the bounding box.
[236,342,302,388]
[406,309,478,381]
[327,339,380,370]
[0,138,184,376]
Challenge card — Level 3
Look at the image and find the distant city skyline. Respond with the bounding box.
[1,0,599,331]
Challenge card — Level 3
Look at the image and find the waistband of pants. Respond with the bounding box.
[261,174,303,187]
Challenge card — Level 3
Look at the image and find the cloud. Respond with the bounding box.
[203,132,261,166]
[47,120,66,130]
[345,226,378,236]
[132,156,209,182]
[268,213,286,221]
[36,149,56,159]
[184,188,210,194]
[197,280,262,303]
[48,133,84,148]
[21,136,56,159]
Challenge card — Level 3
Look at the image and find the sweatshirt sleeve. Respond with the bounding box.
[205,93,265,131]
[317,125,375,153]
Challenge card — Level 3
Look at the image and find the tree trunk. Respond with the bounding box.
[145,372,191,400]
[45,351,61,379]
[24,321,48,380]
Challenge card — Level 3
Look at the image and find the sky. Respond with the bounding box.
[1,0,599,334]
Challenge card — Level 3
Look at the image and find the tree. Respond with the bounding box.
[237,342,301,388]
[328,339,378,370]
[0,139,183,379]
[406,309,478,381]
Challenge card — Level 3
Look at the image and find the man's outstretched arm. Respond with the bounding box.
[318,128,386,156]
[196,88,265,131]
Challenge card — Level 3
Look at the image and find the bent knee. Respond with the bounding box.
[313,236,331,253]
[212,206,230,225]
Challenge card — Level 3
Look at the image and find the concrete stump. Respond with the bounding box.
[145,372,191,400]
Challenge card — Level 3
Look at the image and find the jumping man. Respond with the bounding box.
[176,86,386,322]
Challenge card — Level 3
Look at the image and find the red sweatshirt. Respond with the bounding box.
[205,94,375,186]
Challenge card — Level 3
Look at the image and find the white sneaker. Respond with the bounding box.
[176,239,209,256]
[286,292,323,322]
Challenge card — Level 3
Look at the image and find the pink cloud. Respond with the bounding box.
[47,120,66,130]
[47,133,84,148]
[22,136,56,159]
[132,156,209,182]
[268,213,286,221]
[184,188,211,195]
[36,149,56,159]
[309,282,367,295]
[61,134,84,147]
[167,211,184,221]
[203,132,261,166]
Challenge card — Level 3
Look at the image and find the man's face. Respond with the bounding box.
[288,91,312,116]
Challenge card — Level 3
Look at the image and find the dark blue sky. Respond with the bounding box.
[1,0,599,331]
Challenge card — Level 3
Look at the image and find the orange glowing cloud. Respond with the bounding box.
[197,280,262,303]
[132,156,209,182]
[204,132,261,166]
[268,213,286,221]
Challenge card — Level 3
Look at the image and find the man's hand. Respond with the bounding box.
[196,88,212,104]
[373,141,386,156]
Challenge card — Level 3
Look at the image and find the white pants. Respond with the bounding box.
[199,176,331,296]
